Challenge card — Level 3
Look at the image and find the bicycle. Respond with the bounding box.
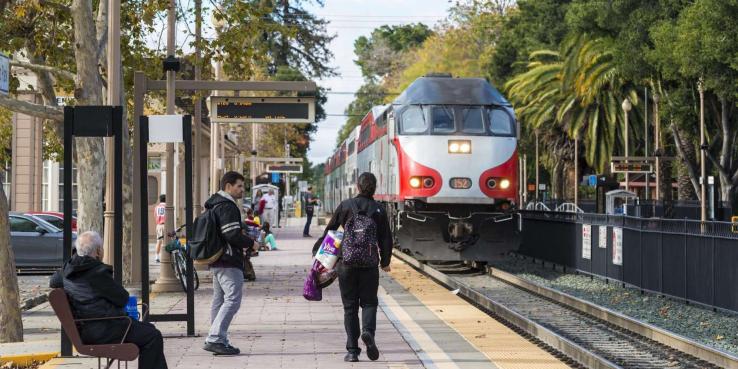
[162,224,200,292]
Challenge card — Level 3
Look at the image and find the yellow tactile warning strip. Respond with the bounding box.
[388,259,572,369]
[0,352,59,368]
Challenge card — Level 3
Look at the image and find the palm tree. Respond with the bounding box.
[506,34,643,176]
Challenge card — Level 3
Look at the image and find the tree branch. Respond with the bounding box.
[0,95,63,122]
[38,0,71,13]
[704,146,731,182]
[10,60,76,81]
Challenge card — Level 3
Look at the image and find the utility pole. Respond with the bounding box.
[523,154,527,204]
[574,137,578,205]
[644,87,649,200]
[251,123,257,190]
[193,0,202,215]
[698,78,707,222]
[210,15,224,195]
[653,93,661,201]
[103,0,121,267]
[153,0,181,292]
[622,98,632,192]
[535,131,539,202]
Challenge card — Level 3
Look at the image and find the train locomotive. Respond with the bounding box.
[324,74,519,262]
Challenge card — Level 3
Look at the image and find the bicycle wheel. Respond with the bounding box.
[172,251,187,292]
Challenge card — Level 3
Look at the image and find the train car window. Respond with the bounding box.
[348,141,355,154]
[488,108,514,136]
[399,106,427,134]
[460,106,485,134]
[431,106,455,134]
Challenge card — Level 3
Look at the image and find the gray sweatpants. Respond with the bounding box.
[206,267,244,344]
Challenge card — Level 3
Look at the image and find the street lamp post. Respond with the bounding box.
[535,130,539,202]
[698,78,707,223]
[622,98,632,192]
[152,0,182,292]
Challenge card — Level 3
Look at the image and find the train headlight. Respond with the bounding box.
[409,177,422,188]
[423,177,435,188]
[486,178,497,189]
[448,140,471,154]
[500,179,511,189]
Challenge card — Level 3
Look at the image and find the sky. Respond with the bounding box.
[159,0,452,165]
[303,0,452,164]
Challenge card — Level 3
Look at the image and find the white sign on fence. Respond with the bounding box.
[582,224,591,260]
[599,225,607,248]
[0,53,9,95]
[612,227,623,265]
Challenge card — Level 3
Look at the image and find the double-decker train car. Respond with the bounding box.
[324,74,519,262]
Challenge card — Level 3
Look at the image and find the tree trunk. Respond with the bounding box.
[72,0,106,235]
[671,124,698,200]
[717,97,734,204]
[0,184,23,343]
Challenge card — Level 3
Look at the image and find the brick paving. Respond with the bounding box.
[157,218,423,369]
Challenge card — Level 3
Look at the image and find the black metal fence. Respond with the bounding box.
[529,200,734,221]
[519,210,738,313]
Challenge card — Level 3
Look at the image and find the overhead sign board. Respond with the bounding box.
[611,162,653,173]
[0,53,9,95]
[266,164,303,174]
[210,96,315,124]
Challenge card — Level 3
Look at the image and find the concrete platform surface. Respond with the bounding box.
[4,217,569,369]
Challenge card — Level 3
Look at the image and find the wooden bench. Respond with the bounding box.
[48,288,139,369]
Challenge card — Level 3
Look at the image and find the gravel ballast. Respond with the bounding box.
[489,255,738,356]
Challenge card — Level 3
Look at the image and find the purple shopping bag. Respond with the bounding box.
[303,269,322,301]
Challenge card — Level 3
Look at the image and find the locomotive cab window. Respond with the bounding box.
[431,106,455,133]
[487,108,514,136]
[461,106,485,134]
[399,106,427,134]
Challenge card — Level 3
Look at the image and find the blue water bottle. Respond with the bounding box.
[126,296,140,321]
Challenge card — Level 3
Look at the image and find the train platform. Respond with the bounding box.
[14,218,569,369]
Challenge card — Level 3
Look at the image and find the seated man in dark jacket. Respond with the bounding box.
[50,231,167,369]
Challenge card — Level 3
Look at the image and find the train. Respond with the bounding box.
[323,74,519,262]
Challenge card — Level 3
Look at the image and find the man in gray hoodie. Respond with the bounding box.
[202,171,253,356]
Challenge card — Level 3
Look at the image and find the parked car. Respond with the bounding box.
[25,211,77,232]
[10,213,75,269]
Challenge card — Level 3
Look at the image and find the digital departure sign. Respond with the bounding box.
[610,162,653,173]
[210,97,315,124]
[266,164,303,173]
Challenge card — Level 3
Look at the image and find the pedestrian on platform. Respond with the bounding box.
[50,232,169,369]
[261,222,277,250]
[254,189,265,215]
[203,171,254,355]
[154,194,166,263]
[262,189,278,228]
[303,186,318,237]
[313,172,393,362]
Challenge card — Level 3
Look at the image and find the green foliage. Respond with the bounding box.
[336,81,386,145]
[505,34,643,173]
[0,108,11,164]
[354,23,433,80]
[489,0,572,85]
[335,23,433,146]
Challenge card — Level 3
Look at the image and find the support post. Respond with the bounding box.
[622,98,632,192]
[535,131,539,202]
[153,0,181,292]
[698,79,706,223]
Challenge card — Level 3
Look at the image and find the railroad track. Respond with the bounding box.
[393,250,738,369]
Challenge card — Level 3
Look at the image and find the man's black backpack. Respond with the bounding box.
[341,199,379,267]
[189,204,225,265]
